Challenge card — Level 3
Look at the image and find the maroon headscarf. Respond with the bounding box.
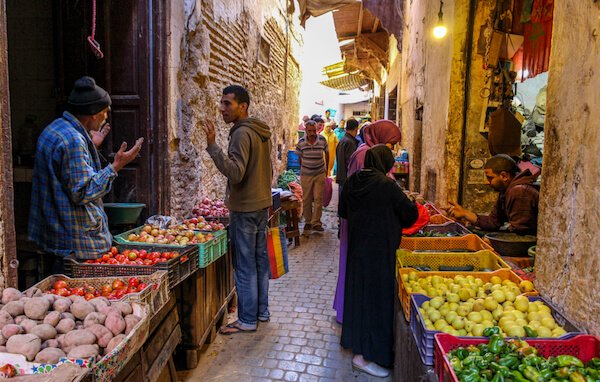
[348,120,402,177]
[362,119,402,146]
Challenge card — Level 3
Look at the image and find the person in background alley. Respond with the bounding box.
[333,120,402,324]
[202,85,273,334]
[296,120,329,235]
[321,121,338,177]
[313,116,325,134]
[297,115,309,139]
[447,154,539,235]
[339,145,418,377]
[324,108,333,124]
[29,76,143,274]
[335,118,359,198]
[334,119,346,141]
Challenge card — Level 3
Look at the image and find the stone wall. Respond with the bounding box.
[399,0,468,203]
[167,0,302,217]
[534,1,600,335]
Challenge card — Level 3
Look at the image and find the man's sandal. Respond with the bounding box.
[219,321,257,335]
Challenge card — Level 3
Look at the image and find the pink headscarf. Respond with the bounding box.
[347,120,402,176]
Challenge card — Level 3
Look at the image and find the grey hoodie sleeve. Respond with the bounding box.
[206,129,250,185]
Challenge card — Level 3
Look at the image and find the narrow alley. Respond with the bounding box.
[180,201,390,382]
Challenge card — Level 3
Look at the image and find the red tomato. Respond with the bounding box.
[128,277,139,288]
[110,247,118,255]
[128,252,137,261]
[112,280,125,290]
[53,280,68,290]
[143,259,153,266]
[115,255,126,263]
[107,293,116,299]
[72,287,85,296]
[157,258,167,263]
[126,286,137,294]
[84,285,96,294]
[101,284,113,295]
[122,249,131,256]
[151,258,160,265]
[108,258,118,264]
[137,283,147,292]
[101,254,111,262]
[139,250,147,258]
[56,288,70,297]
[85,260,94,264]
[114,289,126,299]
[84,293,95,301]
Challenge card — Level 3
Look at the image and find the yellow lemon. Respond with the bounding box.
[519,280,535,293]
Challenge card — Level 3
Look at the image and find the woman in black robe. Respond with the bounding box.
[339,144,418,377]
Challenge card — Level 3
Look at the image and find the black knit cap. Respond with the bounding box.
[66,76,111,116]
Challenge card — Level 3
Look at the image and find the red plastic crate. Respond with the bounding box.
[434,333,599,382]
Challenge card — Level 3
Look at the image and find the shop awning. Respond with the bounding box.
[296,0,357,26]
[320,73,369,90]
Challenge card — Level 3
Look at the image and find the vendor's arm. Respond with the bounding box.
[474,199,503,231]
[203,120,250,185]
[505,184,539,234]
[447,201,479,225]
[60,137,143,205]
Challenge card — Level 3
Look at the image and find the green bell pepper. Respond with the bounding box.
[524,326,538,337]
[498,356,519,369]
[454,348,470,360]
[586,358,600,369]
[569,371,586,382]
[523,355,544,367]
[490,362,511,377]
[557,356,585,368]
[489,335,505,354]
[459,368,481,382]
[556,367,572,379]
[450,357,463,372]
[509,370,530,382]
[539,369,555,380]
[483,327,501,337]
[480,369,493,380]
[523,365,544,382]
[483,352,496,364]
[491,373,504,382]
[585,368,600,379]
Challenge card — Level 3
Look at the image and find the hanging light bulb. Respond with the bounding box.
[433,1,447,39]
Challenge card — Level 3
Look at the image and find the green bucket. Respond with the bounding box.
[103,202,146,225]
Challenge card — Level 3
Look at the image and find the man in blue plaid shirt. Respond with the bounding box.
[29,76,143,270]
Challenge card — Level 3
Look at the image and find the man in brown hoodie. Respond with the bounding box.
[203,85,273,334]
[448,154,539,235]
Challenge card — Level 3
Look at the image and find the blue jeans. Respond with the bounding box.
[230,209,270,327]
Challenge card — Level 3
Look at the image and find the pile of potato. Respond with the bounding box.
[0,286,143,364]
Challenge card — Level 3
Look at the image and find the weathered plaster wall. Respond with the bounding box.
[400,0,468,203]
[460,1,499,212]
[167,0,302,217]
[534,1,600,335]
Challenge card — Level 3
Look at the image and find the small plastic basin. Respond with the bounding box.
[103,202,146,225]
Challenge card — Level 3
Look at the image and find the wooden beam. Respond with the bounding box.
[371,18,380,34]
[357,2,364,37]
[356,34,388,68]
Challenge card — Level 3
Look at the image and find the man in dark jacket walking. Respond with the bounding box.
[335,118,360,197]
[203,85,273,334]
[448,154,539,235]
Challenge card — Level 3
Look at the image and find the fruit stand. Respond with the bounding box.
[0,198,236,381]
[393,202,595,382]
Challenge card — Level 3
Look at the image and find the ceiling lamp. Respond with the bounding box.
[433,1,448,39]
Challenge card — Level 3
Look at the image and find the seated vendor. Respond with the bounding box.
[448,154,539,235]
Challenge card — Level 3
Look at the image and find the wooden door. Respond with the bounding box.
[55,0,154,213]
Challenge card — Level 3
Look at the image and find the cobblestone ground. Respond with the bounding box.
[180,188,392,382]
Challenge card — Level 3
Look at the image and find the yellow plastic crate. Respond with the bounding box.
[400,234,494,252]
[396,249,510,272]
